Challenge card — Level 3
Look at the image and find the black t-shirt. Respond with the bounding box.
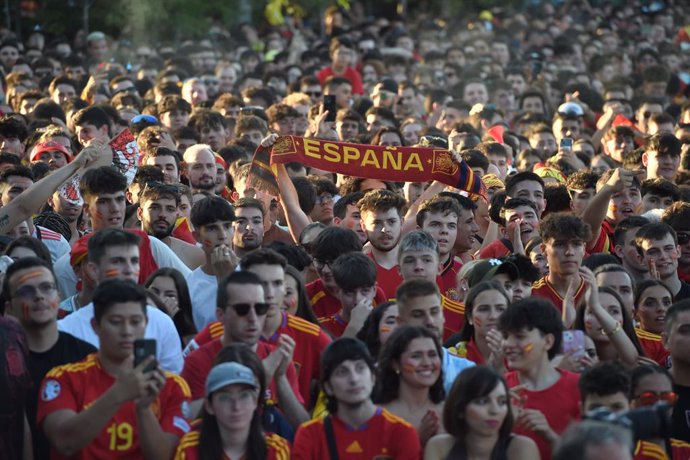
[0,317,31,460]
[27,331,96,460]
[675,281,690,302]
[672,383,690,443]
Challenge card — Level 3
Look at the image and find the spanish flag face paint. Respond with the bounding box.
[522,343,534,354]
[15,270,45,285]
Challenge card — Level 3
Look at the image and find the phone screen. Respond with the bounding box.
[560,138,573,150]
[324,95,337,122]
[562,330,585,360]
[133,339,157,372]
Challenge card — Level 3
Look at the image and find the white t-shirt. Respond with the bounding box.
[58,302,183,373]
[186,267,218,331]
[33,225,71,264]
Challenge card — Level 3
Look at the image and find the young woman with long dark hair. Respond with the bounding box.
[174,344,290,459]
[424,366,538,459]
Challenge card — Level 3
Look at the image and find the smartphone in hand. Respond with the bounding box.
[323,95,337,122]
[133,339,157,373]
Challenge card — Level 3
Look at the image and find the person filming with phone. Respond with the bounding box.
[37,279,192,459]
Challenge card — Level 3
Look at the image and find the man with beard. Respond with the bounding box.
[183,144,217,194]
[2,257,95,460]
[359,190,406,300]
[635,223,690,301]
[232,198,264,259]
[138,182,204,269]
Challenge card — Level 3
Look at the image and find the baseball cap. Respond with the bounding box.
[30,140,72,163]
[467,258,519,288]
[205,362,258,396]
[557,102,584,117]
[376,78,398,94]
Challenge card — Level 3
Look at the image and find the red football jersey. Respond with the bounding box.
[292,407,421,460]
[478,239,512,260]
[318,313,348,338]
[437,256,463,301]
[37,353,191,460]
[671,438,690,460]
[174,430,290,460]
[263,312,332,406]
[531,275,586,315]
[505,370,581,460]
[442,295,465,342]
[181,339,304,406]
[368,252,404,300]
[636,328,671,368]
[587,225,613,255]
[633,440,669,459]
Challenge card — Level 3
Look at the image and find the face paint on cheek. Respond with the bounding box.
[379,325,392,333]
[50,300,59,310]
[21,302,30,321]
[522,343,534,354]
[473,316,482,327]
[15,270,45,285]
[202,239,213,248]
[635,202,643,214]
[104,269,120,278]
[585,320,593,330]
[401,361,418,373]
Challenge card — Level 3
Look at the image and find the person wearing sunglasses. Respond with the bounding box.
[579,362,673,460]
[181,271,304,422]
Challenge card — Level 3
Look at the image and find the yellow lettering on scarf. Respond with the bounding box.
[404,153,424,171]
[382,150,401,170]
[303,138,321,159]
[323,143,341,162]
[361,149,380,168]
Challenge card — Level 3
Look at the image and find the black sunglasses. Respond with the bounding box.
[229,302,270,316]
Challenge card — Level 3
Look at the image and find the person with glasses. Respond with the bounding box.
[307,175,338,225]
[39,279,191,460]
[299,75,323,105]
[2,257,96,460]
[631,364,690,458]
[578,362,671,460]
[181,271,304,422]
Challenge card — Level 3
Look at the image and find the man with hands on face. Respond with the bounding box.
[38,280,191,460]
[186,195,239,331]
[582,167,643,254]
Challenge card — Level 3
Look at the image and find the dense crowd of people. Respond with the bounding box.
[2,0,690,459]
